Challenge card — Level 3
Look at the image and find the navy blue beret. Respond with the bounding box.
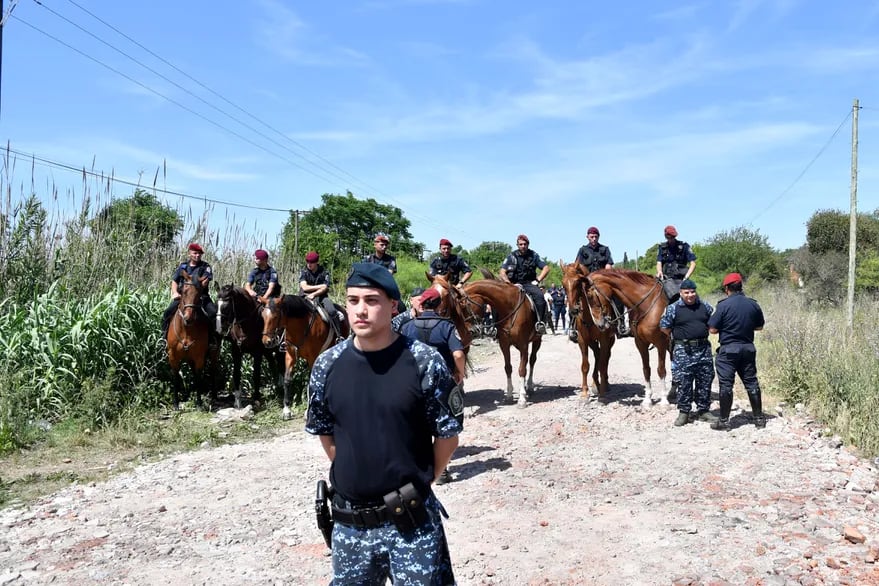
[346,262,401,300]
[680,278,697,290]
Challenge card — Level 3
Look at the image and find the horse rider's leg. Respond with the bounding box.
[281,352,297,420]
[634,337,654,407]
[322,297,343,339]
[162,300,179,342]
[499,342,515,403]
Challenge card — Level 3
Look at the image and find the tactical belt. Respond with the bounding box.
[332,495,393,528]
[676,338,708,347]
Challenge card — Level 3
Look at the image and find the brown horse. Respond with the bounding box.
[261,294,350,420]
[216,284,284,409]
[424,273,476,382]
[582,269,671,407]
[452,269,543,407]
[166,270,214,410]
[560,261,616,398]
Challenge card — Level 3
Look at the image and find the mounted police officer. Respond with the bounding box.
[298,251,344,338]
[575,226,614,272]
[709,273,766,431]
[499,234,550,335]
[656,225,696,302]
[161,243,217,345]
[244,249,281,304]
[660,279,717,427]
[306,263,461,584]
[362,232,397,274]
[429,238,472,286]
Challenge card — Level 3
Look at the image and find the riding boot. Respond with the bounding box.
[748,392,766,428]
[712,392,733,430]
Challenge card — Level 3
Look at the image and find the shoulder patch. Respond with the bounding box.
[448,383,465,417]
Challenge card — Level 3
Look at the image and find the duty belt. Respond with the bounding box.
[332,495,393,528]
[676,338,708,347]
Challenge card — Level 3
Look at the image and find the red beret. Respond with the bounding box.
[664,225,678,237]
[305,251,319,263]
[439,238,452,247]
[517,234,529,244]
[188,243,204,253]
[374,233,390,243]
[722,273,743,287]
[587,226,599,236]
[419,287,441,303]
[254,249,269,260]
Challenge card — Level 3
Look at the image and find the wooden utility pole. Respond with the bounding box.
[846,99,859,333]
[293,210,300,273]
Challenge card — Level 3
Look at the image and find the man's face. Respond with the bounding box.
[188,250,203,264]
[517,240,529,252]
[255,256,268,269]
[346,287,395,338]
[680,288,698,305]
[440,244,452,258]
[587,233,599,245]
[306,260,318,271]
[374,239,388,255]
[665,234,676,243]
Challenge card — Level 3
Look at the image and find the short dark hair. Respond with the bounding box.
[422,295,442,310]
[725,281,743,293]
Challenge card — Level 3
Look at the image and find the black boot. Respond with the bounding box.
[748,393,766,428]
[712,392,733,430]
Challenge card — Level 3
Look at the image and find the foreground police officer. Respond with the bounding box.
[305,263,462,584]
[709,272,766,431]
[429,238,472,286]
[656,225,697,302]
[575,226,614,272]
[161,243,217,344]
[244,249,281,303]
[660,279,717,426]
[499,234,551,335]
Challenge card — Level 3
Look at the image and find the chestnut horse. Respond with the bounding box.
[560,261,616,398]
[261,294,350,420]
[166,270,215,410]
[216,284,284,409]
[452,269,543,407]
[425,274,475,382]
[582,269,671,407]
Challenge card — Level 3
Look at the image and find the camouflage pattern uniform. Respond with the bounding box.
[660,298,715,414]
[306,336,462,585]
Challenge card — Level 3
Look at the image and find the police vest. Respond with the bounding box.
[659,242,690,279]
[175,261,211,289]
[411,316,455,371]
[577,244,610,272]
[251,266,282,297]
[510,251,538,283]
[671,300,711,341]
[431,256,463,284]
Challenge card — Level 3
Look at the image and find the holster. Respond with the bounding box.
[315,480,334,549]
[382,482,429,533]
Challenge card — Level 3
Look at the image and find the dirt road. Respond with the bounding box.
[1,334,878,585]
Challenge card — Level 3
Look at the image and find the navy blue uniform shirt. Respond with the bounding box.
[708,292,765,346]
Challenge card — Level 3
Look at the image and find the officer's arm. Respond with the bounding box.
[318,435,336,462]
[684,260,696,279]
[537,265,550,283]
[432,436,458,484]
[170,280,181,299]
[656,261,663,278]
[452,350,466,384]
[498,268,511,284]
[709,326,719,334]
[459,271,472,284]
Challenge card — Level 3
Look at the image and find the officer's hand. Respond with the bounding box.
[258,296,268,305]
[172,292,181,300]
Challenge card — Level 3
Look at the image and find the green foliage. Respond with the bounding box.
[806,208,879,255]
[94,189,183,248]
[698,226,781,283]
[467,241,511,271]
[0,194,52,304]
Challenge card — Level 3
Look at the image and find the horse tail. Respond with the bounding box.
[479,267,499,280]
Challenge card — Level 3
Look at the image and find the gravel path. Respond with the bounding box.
[1,334,878,585]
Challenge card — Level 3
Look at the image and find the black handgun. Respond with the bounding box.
[315,480,333,549]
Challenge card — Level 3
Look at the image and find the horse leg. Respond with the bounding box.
[655,341,670,406]
[252,353,263,407]
[598,334,615,396]
[500,341,515,403]
[578,334,593,398]
[634,337,653,407]
[232,345,243,409]
[517,344,529,408]
[281,353,296,420]
[526,338,541,395]
[171,368,182,411]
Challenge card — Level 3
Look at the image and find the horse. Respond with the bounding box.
[261,294,350,420]
[582,269,671,407]
[216,284,284,409]
[560,261,616,399]
[424,273,475,381]
[450,268,543,407]
[166,270,215,410]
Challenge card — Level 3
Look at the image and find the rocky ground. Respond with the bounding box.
[1,334,878,586]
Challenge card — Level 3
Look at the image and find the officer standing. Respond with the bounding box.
[305,263,461,584]
[659,279,717,427]
[499,234,551,335]
[429,238,472,285]
[708,272,766,431]
[549,284,567,333]
[401,288,466,385]
[656,225,697,302]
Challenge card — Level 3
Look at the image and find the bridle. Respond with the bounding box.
[218,289,262,346]
[261,297,335,355]
[173,279,206,351]
[584,277,663,332]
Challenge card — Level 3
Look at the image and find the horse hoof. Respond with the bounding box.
[282,408,293,421]
[517,400,528,409]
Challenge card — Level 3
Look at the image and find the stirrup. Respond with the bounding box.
[535,322,547,335]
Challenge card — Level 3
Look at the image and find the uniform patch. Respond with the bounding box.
[448,384,465,417]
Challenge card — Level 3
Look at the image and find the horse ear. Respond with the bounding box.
[181,269,191,280]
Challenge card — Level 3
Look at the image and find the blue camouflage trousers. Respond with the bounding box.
[672,343,714,413]
[331,495,455,585]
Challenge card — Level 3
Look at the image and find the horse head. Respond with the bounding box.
[428,273,475,347]
[216,283,237,335]
[178,270,206,326]
[560,260,590,319]
[582,277,614,332]
[261,296,285,349]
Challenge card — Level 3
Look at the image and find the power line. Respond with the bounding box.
[747,109,853,225]
[6,145,296,212]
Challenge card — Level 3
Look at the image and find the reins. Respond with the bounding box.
[586,277,663,330]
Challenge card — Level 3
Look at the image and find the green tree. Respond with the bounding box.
[468,241,511,271]
[806,209,879,255]
[94,188,183,247]
[698,226,781,283]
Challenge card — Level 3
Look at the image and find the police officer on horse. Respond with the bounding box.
[656,225,696,302]
[244,249,281,304]
[299,251,344,338]
[362,232,397,274]
[161,243,218,345]
[429,238,472,286]
[499,234,550,336]
[575,226,614,272]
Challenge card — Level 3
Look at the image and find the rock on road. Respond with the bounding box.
[1,334,878,585]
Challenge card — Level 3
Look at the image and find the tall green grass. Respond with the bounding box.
[757,286,879,457]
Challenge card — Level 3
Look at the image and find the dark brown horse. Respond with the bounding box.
[452,269,543,407]
[261,295,350,420]
[582,269,671,407]
[216,284,284,409]
[166,270,214,410]
[560,261,616,398]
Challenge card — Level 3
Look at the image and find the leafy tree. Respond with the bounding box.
[698,226,781,282]
[806,209,879,255]
[468,241,511,271]
[94,188,183,247]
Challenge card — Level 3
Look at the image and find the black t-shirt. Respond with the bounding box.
[305,336,462,503]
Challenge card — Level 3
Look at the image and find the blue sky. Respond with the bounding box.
[2,0,878,265]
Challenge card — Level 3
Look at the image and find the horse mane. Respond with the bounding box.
[479,267,499,280]
[217,283,247,301]
[591,269,656,287]
[277,294,312,318]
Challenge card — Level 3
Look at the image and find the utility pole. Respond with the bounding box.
[846,98,859,333]
[293,210,300,273]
